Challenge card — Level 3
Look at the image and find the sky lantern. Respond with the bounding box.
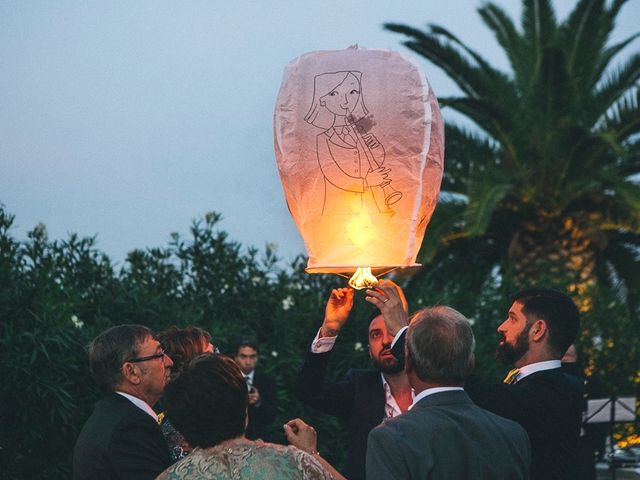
[274,46,444,288]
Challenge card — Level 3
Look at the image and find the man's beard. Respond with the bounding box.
[372,349,404,375]
[496,326,530,365]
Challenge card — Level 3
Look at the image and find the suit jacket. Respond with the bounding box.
[392,329,583,479]
[366,390,531,480]
[294,348,385,480]
[73,393,171,480]
[245,369,277,441]
[465,368,583,480]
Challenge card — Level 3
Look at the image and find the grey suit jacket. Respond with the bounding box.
[366,390,531,480]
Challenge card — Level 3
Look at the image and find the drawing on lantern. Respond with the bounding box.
[304,71,402,215]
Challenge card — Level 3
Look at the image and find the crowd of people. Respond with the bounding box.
[72,280,587,479]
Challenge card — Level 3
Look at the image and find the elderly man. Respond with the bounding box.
[372,284,583,480]
[366,305,530,479]
[295,285,413,480]
[73,324,173,480]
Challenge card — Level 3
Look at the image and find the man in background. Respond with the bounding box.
[234,336,277,441]
[73,324,173,480]
[367,305,530,479]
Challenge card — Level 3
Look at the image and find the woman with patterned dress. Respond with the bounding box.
[156,354,344,480]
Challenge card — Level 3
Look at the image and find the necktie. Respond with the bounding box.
[503,368,520,384]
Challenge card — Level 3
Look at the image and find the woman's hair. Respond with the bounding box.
[157,326,212,374]
[163,354,248,448]
[304,70,368,130]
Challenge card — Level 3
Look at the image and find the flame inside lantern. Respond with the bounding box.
[348,267,379,290]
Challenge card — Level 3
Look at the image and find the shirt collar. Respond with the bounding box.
[517,360,561,381]
[244,370,255,383]
[410,387,464,410]
[116,391,158,421]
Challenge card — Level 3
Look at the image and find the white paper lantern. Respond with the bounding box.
[274,46,444,287]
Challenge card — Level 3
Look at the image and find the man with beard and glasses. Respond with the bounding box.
[376,286,584,480]
[294,282,413,480]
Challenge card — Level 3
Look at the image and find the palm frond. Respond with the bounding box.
[562,0,628,90]
[419,200,467,261]
[602,232,640,314]
[477,3,530,84]
[592,32,640,89]
[443,124,498,193]
[600,89,640,142]
[521,0,557,60]
[590,53,640,126]
[620,138,640,177]
[428,24,516,106]
[384,23,512,102]
[464,167,514,236]
[441,97,518,163]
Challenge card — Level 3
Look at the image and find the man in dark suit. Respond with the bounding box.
[73,324,173,480]
[295,285,413,480]
[370,283,583,480]
[366,305,530,479]
[234,337,277,441]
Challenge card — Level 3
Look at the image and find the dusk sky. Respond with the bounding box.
[2,1,638,267]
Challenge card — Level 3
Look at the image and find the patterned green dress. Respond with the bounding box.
[156,440,333,480]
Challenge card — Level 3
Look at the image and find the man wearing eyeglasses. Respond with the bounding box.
[73,325,174,480]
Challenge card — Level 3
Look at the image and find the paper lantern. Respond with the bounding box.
[274,46,444,288]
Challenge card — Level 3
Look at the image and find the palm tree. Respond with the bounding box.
[386,0,640,313]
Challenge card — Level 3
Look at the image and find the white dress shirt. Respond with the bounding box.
[116,391,158,421]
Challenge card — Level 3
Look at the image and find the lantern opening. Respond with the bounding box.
[348,267,379,290]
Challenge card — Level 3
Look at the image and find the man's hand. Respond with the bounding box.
[320,288,354,338]
[248,386,261,406]
[283,418,318,454]
[365,280,408,336]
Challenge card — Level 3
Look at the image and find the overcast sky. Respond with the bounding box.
[2,1,638,267]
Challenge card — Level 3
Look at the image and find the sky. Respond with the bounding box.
[2,1,639,267]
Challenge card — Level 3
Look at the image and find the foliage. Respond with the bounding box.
[385,0,640,311]
[0,205,387,478]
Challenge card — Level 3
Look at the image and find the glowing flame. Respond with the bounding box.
[348,267,379,290]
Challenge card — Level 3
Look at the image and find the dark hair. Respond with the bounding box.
[163,354,248,448]
[158,326,212,373]
[235,336,259,355]
[88,324,153,393]
[407,306,475,384]
[511,288,580,357]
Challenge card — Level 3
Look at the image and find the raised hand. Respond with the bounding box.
[365,279,408,336]
[321,287,354,337]
[283,418,318,454]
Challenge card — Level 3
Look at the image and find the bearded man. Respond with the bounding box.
[294,283,413,480]
[374,285,585,480]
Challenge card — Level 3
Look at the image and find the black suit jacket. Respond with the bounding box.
[392,328,583,480]
[245,369,277,441]
[294,348,385,480]
[73,393,171,480]
[367,390,531,480]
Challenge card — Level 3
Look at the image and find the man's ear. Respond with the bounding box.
[404,344,412,374]
[121,362,142,385]
[530,319,547,342]
[466,353,476,376]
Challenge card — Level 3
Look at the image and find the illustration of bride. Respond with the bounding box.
[304,71,402,215]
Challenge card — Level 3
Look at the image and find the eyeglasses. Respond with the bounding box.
[126,350,166,363]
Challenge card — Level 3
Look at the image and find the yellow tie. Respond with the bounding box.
[503,368,520,384]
